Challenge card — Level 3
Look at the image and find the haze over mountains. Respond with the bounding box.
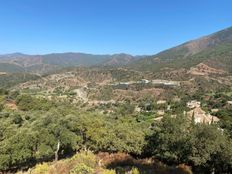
[0,52,142,74]
[0,26,232,74]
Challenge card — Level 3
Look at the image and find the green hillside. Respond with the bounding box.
[129,27,232,72]
[0,63,24,73]
[0,73,40,88]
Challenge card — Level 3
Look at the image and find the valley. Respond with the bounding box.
[0,26,232,174]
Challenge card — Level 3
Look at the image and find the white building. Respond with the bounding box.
[187,100,201,109]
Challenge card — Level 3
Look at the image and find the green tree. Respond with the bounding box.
[0,130,38,170]
[189,124,232,173]
[146,114,192,164]
[146,115,232,173]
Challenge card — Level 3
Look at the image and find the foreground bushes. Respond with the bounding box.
[16,94,55,111]
[0,110,147,171]
[1,93,232,173]
[24,152,192,174]
[146,115,232,173]
[27,151,116,174]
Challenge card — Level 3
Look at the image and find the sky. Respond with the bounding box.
[0,0,231,55]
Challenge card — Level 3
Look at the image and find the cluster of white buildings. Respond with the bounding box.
[187,100,219,124]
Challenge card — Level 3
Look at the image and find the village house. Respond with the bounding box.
[211,108,219,113]
[154,116,163,121]
[157,100,167,105]
[0,72,7,75]
[187,106,219,124]
[186,100,219,124]
[134,106,141,112]
[157,110,165,116]
[187,100,201,109]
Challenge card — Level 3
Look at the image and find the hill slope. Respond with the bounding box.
[129,26,232,72]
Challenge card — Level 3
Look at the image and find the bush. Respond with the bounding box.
[0,112,9,118]
[12,114,23,125]
[101,169,116,174]
[16,94,54,111]
[0,103,3,112]
[71,151,97,169]
[0,89,8,95]
[16,94,34,111]
[70,163,94,174]
[32,163,49,174]
[8,90,20,100]
[131,167,140,174]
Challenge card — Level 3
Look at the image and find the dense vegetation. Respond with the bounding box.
[0,26,232,174]
[0,89,232,173]
[0,73,39,88]
[0,63,24,73]
[146,115,232,173]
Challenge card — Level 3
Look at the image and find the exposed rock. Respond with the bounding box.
[189,63,226,76]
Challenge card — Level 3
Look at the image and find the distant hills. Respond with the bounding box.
[0,52,142,74]
[1,26,232,75]
[129,26,232,73]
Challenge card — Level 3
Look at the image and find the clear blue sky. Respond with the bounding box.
[0,0,231,55]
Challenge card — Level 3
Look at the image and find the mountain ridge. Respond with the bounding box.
[129,26,232,72]
[1,26,232,74]
[0,52,142,74]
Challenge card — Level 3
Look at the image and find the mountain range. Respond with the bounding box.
[0,53,143,74]
[0,26,232,74]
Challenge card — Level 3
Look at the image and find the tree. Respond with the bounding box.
[0,130,38,170]
[146,115,232,173]
[16,94,34,111]
[189,124,232,173]
[146,114,192,164]
[11,114,23,125]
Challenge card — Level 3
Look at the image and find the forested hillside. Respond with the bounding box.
[0,78,232,173]
[0,73,39,88]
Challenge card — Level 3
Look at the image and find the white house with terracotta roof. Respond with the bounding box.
[187,100,201,109]
[187,101,219,124]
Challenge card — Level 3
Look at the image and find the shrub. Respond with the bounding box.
[16,94,34,111]
[0,103,3,112]
[12,114,23,125]
[16,94,54,111]
[101,169,116,174]
[71,151,97,169]
[131,167,140,174]
[0,112,9,118]
[32,163,49,174]
[70,163,94,174]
